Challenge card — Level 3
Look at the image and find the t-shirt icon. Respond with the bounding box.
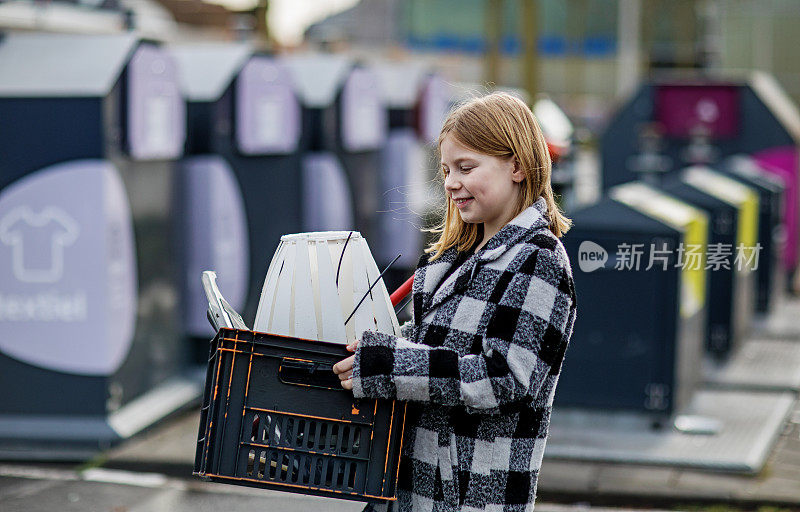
[0,206,80,283]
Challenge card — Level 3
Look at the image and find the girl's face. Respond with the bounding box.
[440,134,525,236]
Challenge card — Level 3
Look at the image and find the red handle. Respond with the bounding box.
[390,274,414,306]
[547,141,568,163]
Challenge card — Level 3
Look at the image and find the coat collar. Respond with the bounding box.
[415,197,551,317]
[474,195,550,262]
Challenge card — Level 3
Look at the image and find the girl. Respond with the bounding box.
[334,92,577,512]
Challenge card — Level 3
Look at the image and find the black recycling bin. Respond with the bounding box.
[657,173,751,359]
[282,54,386,245]
[599,74,800,291]
[171,43,303,330]
[0,32,192,458]
[556,185,708,417]
[371,62,450,293]
[720,155,786,314]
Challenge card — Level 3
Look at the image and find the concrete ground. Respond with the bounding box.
[0,463,690,512]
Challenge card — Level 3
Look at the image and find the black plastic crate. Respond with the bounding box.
[193,328,407,502]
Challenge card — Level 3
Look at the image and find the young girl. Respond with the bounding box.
[334,92,577,512]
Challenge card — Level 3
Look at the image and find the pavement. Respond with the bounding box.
[0,464,362,512]
[0,463,688,512]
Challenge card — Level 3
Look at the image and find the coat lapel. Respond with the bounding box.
[412,247,458,318]
[427,252,479,312]
[419,197,551,314]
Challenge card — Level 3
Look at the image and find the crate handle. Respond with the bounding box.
[279,358,344,391]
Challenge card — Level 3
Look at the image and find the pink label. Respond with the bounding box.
[655,85,739,139]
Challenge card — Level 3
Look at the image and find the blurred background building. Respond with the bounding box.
[4,0,800,118]
[304,0,800,132]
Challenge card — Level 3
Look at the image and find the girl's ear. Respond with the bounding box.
[511,157,525,183]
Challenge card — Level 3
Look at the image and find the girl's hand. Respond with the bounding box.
[332,340,359,390]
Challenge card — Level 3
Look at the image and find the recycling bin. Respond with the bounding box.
[0,32,190,458]
[721,155,786,314]
[371,62,450,293]
[556,183,709,417]
[171,43,302,328]
[599,73,800,289]
[656,169,755,358]
[533,96,576,212]
[282,54,386,244]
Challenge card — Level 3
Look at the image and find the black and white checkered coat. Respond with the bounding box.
[352,197,577,512]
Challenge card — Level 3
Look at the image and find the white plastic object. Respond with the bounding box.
[254,231,400,344]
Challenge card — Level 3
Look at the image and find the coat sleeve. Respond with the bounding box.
[351,247,577,414]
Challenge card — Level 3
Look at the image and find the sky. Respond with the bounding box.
[205,0,360,45]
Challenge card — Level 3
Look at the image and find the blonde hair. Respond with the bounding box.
[425,92,572,261]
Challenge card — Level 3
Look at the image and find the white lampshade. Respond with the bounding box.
[253,231,400,344]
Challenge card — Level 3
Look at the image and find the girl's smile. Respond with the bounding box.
[454,197,473,208]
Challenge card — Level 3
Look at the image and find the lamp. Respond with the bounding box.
[254,231,400,344]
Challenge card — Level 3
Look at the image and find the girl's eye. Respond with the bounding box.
[460,166,473,172]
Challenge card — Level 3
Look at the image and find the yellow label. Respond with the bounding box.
[682,166,760,272]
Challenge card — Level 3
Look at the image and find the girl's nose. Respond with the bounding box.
[444,172,460,192]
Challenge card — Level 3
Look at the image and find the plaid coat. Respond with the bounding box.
[352,197,577,512]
